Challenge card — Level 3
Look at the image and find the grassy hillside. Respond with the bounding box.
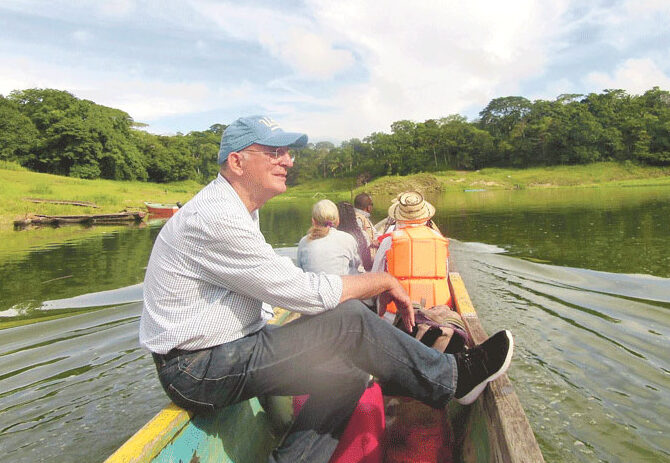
[283,162,670,200]
[0,161,200,227]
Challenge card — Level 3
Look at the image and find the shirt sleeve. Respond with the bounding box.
[370,219,381,239]
[192,212,342,314]
[372,236,392,273]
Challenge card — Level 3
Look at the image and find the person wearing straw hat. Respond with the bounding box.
[372,191,441,273]
[387,191,436,222]
[140,117,515,463]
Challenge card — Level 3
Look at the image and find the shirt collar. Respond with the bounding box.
[215,174,259,222]
[354,208,370,218]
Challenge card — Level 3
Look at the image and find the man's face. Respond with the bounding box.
[240,144,294,200]
[366,202,374,213]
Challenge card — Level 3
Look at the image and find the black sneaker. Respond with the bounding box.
[454,330,513,405]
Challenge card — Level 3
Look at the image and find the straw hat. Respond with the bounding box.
[387,191,435,222]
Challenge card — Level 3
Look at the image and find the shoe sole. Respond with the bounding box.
[455,330,514,405]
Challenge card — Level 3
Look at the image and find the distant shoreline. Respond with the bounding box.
[2,161,670,227]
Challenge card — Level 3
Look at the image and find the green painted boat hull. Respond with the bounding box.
[150,397,289,463]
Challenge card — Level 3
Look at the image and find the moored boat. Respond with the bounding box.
[105,273,544,463]
[13,211,145,229]
[144,202,181,217]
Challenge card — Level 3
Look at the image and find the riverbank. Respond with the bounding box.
[283,161,670,199]
[2,161,669,226]
[0,161,200,227]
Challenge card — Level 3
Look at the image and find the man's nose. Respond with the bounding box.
[279,155,294,167]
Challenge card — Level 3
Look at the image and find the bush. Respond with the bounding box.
[70,163,101,179]
[0,160,27,171]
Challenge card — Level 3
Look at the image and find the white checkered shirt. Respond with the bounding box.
[139,174,343,354]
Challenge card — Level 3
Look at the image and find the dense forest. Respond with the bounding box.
[1,87,669,185]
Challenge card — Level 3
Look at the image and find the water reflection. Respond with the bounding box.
[1,186,670,462]
[428,187,670,278]
[0,224,162,320]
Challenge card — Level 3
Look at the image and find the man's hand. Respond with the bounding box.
[378,279,414,332]
[340,273,414,331]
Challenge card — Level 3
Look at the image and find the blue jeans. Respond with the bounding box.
[153,300,457,463]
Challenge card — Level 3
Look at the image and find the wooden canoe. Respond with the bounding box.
[144,202,180,217]
[105,273,544,463]
[13,212,145,228]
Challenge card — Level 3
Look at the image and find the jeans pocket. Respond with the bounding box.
[177,350,213,380]
[163,350,247,411]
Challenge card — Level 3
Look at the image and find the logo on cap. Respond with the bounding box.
[258,117,280,131]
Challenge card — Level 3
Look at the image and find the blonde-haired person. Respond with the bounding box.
[297,199,362,275]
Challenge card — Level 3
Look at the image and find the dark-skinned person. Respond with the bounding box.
[354,192,381,259]
[139,115,514,463]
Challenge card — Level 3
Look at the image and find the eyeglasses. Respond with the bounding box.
[244,147,295,163]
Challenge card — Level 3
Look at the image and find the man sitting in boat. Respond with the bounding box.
[354,193,380,259]
[139,115,514,463]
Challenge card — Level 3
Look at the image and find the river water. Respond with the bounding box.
[1,186,669,462]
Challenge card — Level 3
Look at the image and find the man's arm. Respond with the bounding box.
[340,272,415,331]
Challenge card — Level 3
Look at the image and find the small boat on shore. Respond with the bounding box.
[13,212,145,229]
[144,202,181,217]
[105,272,543,463]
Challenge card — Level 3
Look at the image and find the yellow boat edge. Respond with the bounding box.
[104,403,192,463]
[448,272,477,318]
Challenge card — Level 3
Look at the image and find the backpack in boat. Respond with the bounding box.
[393,302,470,354]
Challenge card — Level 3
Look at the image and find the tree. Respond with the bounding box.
[478,96,532,140]
[0,95,39,164]
[186,129,221,182]
[8,89,147,179]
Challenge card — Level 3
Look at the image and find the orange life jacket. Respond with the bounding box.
[385,225,452,313]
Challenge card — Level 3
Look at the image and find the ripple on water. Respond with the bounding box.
[1,301,168,463]
[451,241,670,463]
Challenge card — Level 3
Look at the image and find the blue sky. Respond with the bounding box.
[2,0,669,143]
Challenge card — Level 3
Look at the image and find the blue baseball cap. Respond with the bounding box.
[218,115,308,164]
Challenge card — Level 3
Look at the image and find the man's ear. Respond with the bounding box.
[226,151,245,176]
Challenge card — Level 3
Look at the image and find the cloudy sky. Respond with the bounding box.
[2,0,669,142]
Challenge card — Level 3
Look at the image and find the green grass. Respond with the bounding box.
[2,162,670,228]
[0,168,201,228]
[360,162,670,197]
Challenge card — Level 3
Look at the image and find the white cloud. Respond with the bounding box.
[97,0,136,18]
[191,1,355,79]
[585,58,670,95]
[624,0,670,17]
[281,0,569,139]
[71,30,93,43]
[264,28,355,79]
[4,0,670,141]
[0,54,231,122]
